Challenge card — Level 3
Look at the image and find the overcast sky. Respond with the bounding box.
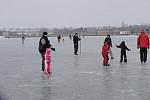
[0,0,150,28]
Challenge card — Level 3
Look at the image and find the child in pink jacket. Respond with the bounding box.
[44,47,51,75]
[44,45,55,76]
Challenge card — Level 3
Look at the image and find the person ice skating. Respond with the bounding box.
[44,45,51,75]
[116,41,131,63]
[137,30,149,63]
[102,40,110,66]
[61,35,64,42]
[105,34,114,59]
[21,35,25,46]
[69,35,72,40]
[39,32,55,71]
[22,35,25,40]
[73,33,81,55]
[57,35,61,43]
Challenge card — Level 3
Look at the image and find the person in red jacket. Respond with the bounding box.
[102,41,110,66]
[137,30,149,63]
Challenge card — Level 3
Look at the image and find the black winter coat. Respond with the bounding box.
[73,35,80,44]
[39,36,51,53]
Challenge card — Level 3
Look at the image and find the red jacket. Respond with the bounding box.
[102,42,109,57]
[137,31,149,48]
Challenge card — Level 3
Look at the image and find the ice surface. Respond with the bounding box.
[0,35,150,100]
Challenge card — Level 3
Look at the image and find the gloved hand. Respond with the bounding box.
[51,47,55,51]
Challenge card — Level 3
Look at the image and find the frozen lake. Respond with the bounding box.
[0,35,150,100]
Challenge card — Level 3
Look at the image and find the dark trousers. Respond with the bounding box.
[40,52,45,71]
[74,43,78,54]
[120,50,127,62]
[140,48,147,63]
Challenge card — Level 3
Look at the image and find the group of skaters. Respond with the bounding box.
[58,33,81,55]
[57,34,73,43]
[57,35,65,43]
[102,30,149,66]
[38,30,149,76]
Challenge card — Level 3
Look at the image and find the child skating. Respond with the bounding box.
[116,41,131,63]
[102,41,110,66]
[44,47,51,76]
[44,45,55,77]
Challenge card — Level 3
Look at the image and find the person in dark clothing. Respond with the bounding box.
[105,34,114,59]
[39,32,55,71]
[116,41,131,63]
[137,30,149,63]
[21,35,25,46]
[57,35,61,43]
[22,35,25,40]
[73,33,80,55]
[69,35,72,40]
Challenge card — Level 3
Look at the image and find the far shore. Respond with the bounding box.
[1,34,139,38]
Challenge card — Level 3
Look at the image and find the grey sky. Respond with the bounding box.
[0,0,150,28]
